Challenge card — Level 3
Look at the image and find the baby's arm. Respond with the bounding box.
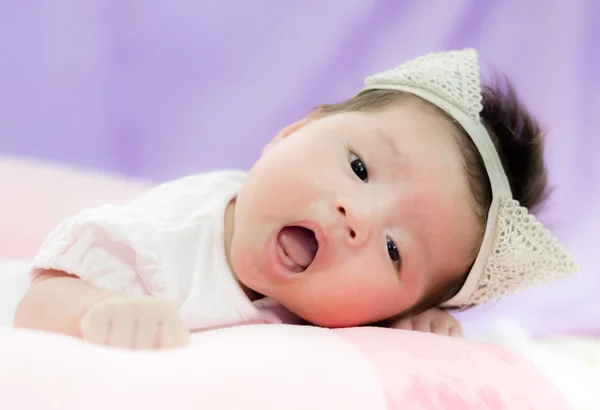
[14,269,188,349]
[14,269,116,336]
[12,178,204,348]
[389,308,462,337]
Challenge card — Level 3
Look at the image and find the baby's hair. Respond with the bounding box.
[315,77,549,319]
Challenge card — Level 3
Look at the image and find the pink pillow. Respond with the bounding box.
[1,325,570,409]
[0,156,153,258]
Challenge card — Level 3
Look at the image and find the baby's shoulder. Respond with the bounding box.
[160,170,246,199]
[176,169,247,188]
[125,170,247,218]
[140,170,245,196]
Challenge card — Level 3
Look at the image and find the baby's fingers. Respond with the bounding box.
[108,314,136,348]
[413,317,434,333]
[449,326,462,337]
[430,319,451,336]
[158,316,189,349]
[80,309,110,345]
[135,317,160,349]
[430,317,462,337]
[389,317,414,331]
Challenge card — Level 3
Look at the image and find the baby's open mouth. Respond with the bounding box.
[276,226,319,273]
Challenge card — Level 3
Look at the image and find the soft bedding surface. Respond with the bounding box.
[0,325,572,410]
[0,260,571,410]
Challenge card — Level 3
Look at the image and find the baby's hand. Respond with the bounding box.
[80,296,189,349]
[390,308,462,337]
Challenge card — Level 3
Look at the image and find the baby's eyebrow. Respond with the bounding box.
[376,130,409,169]
[380,133,401,158]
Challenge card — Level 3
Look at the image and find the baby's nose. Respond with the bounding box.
[335,202,370,248]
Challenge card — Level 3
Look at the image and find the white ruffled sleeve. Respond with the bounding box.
[30,171,262,330]
[30,176,210,300]
[32,203,169,297]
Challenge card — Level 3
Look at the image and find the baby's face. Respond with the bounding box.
[231,102,480,327]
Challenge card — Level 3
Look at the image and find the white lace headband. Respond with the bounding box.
[362,49,577,306]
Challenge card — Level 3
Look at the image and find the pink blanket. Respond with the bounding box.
[0,325,571,409]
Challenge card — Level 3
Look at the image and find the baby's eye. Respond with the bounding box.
[387,237,401,264]
[349,153,368,182]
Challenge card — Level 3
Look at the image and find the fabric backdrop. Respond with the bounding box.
[0,0,598,336]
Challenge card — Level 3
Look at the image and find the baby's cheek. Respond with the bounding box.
[302,273,406,327]
[230,239,267,290]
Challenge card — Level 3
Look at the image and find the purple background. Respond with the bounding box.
[1,1,598,336]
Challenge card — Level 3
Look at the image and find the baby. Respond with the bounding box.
[14,49,577,349]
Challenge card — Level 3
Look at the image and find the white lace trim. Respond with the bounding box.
[365,49,483,121]
[469,199,578,305]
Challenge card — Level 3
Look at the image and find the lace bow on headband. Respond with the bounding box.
[363,49,578,306]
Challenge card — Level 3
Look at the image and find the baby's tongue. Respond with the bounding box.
[277,226,318,269]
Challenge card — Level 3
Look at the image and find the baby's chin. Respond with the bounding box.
[302,313,370,328]
[278,301,376,328]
